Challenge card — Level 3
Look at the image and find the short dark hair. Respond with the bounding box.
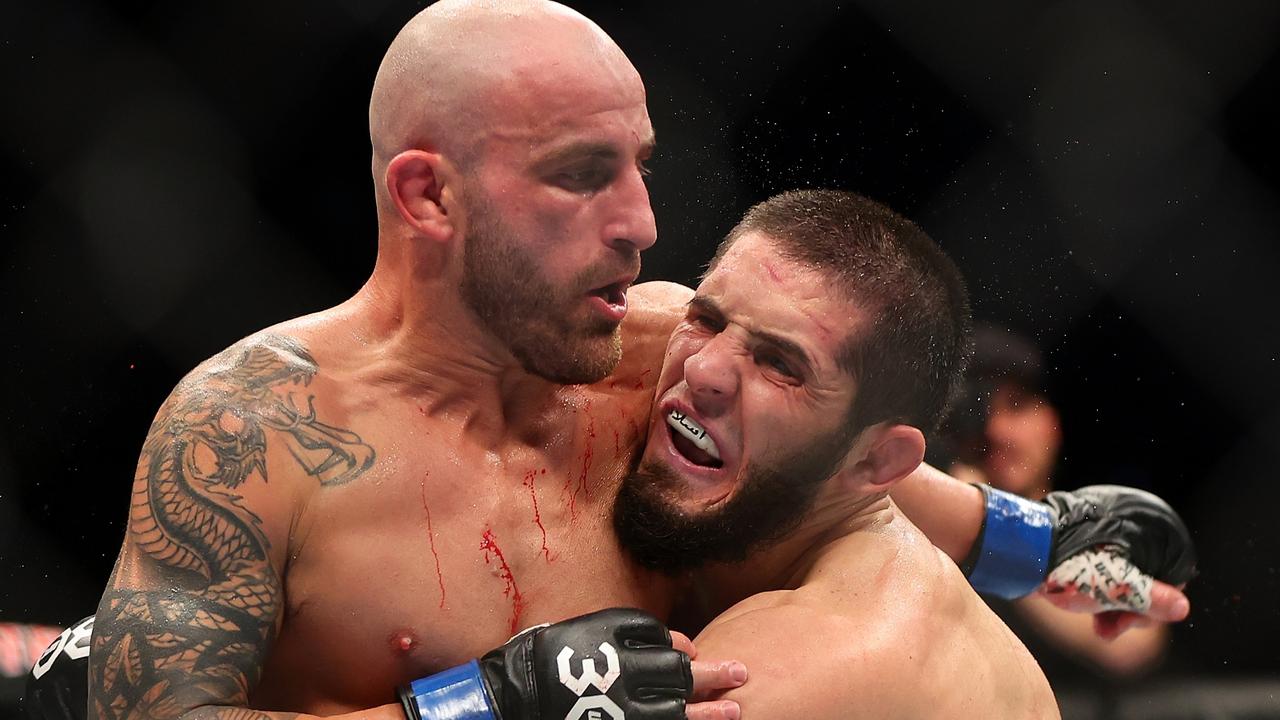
[709,189,972,436]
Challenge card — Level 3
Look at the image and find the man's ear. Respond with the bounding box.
[385,149,459,241]
[840,424,926,493]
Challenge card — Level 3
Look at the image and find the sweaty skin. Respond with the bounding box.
[647,233,1058,719]
[89,3,745,717]
[693,512,1060,719]
[86,2,1175,719]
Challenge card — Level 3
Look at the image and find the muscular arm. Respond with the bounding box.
[89,337,384,720]
[691,530,1058,720]
[888,463,985,564]
[693,598,898,720]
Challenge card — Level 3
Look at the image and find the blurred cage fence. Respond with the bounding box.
[2,0,1279,717]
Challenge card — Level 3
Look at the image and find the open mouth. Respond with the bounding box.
[588,281,628,309]
[666,410,723,469]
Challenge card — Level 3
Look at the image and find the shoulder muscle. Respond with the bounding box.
[89,333,376,718]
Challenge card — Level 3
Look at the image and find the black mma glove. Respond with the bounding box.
[1044,485,1197,585]
[399,607,692,720]
[24,616,94,720]
[967,484,1197,603]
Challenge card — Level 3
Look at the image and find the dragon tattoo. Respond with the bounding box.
[90,336,373,719]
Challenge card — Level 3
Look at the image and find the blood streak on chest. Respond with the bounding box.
[523,469,552,562]
[562,399,595,519]
[418,477,447,609]
[479,528,526,635]
[633,368,652,390]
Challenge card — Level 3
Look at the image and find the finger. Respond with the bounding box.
[671,630,696,659]
[690,659,748,700]
[1099,611,1155,640]
[686,699,741,720]
[1145,580,1191,622]
[1043,546,1153,614]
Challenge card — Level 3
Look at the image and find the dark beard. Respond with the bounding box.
[613,423,855,574]
[460,193,635,385]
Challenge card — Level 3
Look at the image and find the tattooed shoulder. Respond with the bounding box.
[90,334,374,719]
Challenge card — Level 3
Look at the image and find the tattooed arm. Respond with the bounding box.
[89,336,388,720]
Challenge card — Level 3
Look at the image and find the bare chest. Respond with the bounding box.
[257,391,666,712]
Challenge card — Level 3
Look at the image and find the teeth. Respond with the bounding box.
[667,410,721,460]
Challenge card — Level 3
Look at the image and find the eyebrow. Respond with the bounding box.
[535,134,657,165]
[688,296,817,373]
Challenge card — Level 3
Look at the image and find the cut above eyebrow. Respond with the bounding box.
[688,296,817,373]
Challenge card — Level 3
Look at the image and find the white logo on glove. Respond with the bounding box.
[564,694,624,720]
[557,642,625,719]
[557,642,621,695]
[31,616,94,679]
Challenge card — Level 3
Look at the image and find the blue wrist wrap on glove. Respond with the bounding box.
[968,485,1055,600]
[402,659,496,720]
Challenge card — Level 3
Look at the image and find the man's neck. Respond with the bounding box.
[336,260,566,445]
[692,491,894,616]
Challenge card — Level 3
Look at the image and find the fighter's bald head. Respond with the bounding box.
[369,0,642,182]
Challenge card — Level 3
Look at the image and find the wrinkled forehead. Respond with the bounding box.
[701,232,830,303]
[697,232,865,373]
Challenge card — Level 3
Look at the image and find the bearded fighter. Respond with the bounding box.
[24,2,1193,720]
[621,190,1060,717]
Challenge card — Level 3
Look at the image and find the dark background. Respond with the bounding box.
[2,0,1278,690]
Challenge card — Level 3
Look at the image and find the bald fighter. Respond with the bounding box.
[70,2,1194,719]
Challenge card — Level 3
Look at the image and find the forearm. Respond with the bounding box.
[889,462,984,564]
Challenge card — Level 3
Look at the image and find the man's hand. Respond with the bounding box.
[968,483,1197,635]
[671,630,745,720]
[1037,485,1196,637]
[1038,544,1190,639]
[400,608,746,720]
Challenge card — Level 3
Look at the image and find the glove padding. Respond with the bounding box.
[401,608,692,720]
[1044,485,1197,588]
[24,616,94,720]
[482,608,691,720]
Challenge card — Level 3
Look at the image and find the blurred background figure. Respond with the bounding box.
[934,324,1169,716]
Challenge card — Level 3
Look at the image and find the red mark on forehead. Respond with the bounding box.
[480,529,526,635]
[419,478,447,609]
[762,260,784,283]
[808,316,835,342]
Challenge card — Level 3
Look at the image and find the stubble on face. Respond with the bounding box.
[460,191,633,385]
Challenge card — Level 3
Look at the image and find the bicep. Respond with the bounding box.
[888,463,985,564]
[90,380,298,718]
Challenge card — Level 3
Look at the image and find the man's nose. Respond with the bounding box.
[604,166,657,253]
[683,336,740,415]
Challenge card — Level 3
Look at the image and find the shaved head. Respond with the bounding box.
[366,0,656,384]
[369,0,643,197]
